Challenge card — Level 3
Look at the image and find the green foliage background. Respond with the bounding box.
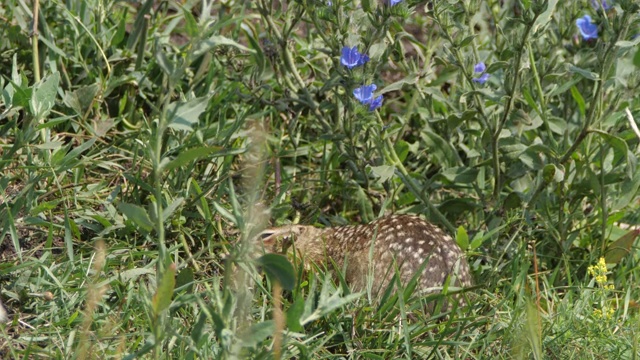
[0,0,640,358]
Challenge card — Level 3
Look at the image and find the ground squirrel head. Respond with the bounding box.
[258,224,325,258]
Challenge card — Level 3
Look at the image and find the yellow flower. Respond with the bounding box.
[588,257,609,286]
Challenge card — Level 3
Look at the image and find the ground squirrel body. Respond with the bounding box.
[259,214,472,302]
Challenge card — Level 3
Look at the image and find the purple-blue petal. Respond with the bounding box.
[390,0,403,5]
[576,15,598,40]
[590,0,611,10]
[341,46,369,69]
[368,95,384,111]
[353,84,377,103]
[473,73,490,84]
[341,46,357,68]
[474,62,486,73]
[358,54,370,66]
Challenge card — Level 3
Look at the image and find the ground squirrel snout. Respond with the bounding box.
[259,214,472,302]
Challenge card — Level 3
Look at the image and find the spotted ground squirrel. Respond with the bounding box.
[259,214,472,306]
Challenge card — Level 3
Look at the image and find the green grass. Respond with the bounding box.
[1,0,640,358]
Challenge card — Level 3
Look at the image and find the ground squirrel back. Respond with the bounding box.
[259,214,472,303]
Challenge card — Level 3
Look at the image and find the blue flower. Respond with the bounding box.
[353,84,377,103]
[473,73,490,84]
[353,84,383,111]
[341,46,370,69]
[390,0,403,5]
[472,62,489,84]
[590,0,611,10]
[474,62,486,73]
[576,15,598,40]
[368,95,384,111]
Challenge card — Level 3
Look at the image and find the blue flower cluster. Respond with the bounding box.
[473,62,490,85]
[576,15,598,40]
[353,84,384,111]
[590,0,612,11]
[337,0,404,112]
[341,46,369,69]
[340,46,382,111]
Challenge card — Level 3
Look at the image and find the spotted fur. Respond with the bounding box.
[259,214,472,307]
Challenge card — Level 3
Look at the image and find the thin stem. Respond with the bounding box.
[32,0,40,83]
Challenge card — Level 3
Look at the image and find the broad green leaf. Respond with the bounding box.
[193,35,254,58]
[118,268,155,282]
[421,130,457,167]
[456,226,469,250]
[175,267,194,294]
[181,6,199,38]
[256,254,295,291]
[166,97,209,132]
[380,73,419,94]
[532,0,558,34]
[63,83,100,116]
[570,85,585,118]
[369,165,395,183]
[605,230,640,264]
[118,202,154,231]
[162,197,184,222]
[286,297,305,332]
[566,64,599,80]
[439,167,479,184]
[542,163,564,183]
[163,146,223,172]
[394,140,409,162]
[35,141,64,150]
[31,72,60,118]
[237,321,275,348]
[152,263,176,315]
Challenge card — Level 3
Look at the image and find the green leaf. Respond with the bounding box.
[542,164,564,183]
[532,0,558,34]
[394,140,409,162]
[457,35,476,48]
[35,141,64,150]
[166,97,209,132]
[634,47,640,68]
[112,8,127,47]
[163,146,223,172]
[152,263,176,315]
[612,171,640,211]
[380,73,419,94]
[616,37,640,48]
[55,138,97,173]
[570,86,586,118]
[456,226,469,250]
[438,167,479,184]
[566,64,599,81]
[29,199,62,215]
[175,267,194,294]
[31,72,60,118]
[118,268,155,282]
[286,297,305,332]
[193,35,255,58]
[421,130,457,167]
[604,230,640,264]
[181,6,199,38]
[369,165,395,183]
[118,202,154,231]
[63,83,100,116]
[162,197,184,222]
[237,321,275,348]
[256,254,296,291]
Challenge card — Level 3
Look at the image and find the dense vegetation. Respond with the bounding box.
[1,0,640,358]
